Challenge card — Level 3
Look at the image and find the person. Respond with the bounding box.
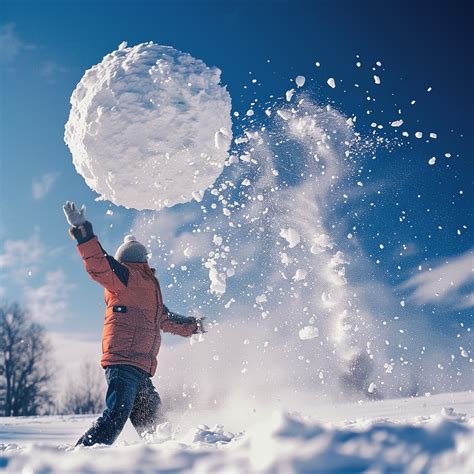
[63,201,205,446]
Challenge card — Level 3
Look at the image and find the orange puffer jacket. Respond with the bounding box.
[76,234,197,376]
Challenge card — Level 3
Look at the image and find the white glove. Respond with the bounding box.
[63,201,86,226]
[196,317,207,334]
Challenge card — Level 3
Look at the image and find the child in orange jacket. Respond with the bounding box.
[63,201,205,446]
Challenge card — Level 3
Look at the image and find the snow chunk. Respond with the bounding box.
[280,228,301,248]
[256,294,267,304]
[215,127,230,150]
[292,269,307,281]
[415,131,423,139]
[299,326,319,340]
[280,252,293,265]
[64,42,232,211]
[310,233,334,254]
[192,190,204,202]
[277,109,292,121]
[204,259,226,295]
[327,78,336,89]
[235,136,249,145]
[373,75,381,85]
[295,75,306,88]
[286,89,295,102]
[368,382,377,394]
[428,157,436,166]
[391,119,404,127]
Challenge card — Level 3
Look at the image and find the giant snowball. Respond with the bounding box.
[64,42,233,210]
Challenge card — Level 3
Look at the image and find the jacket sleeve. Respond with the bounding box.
[160,305,197,337]
[71,222,129,291]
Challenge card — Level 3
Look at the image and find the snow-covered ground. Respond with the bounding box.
[1,391,472,473]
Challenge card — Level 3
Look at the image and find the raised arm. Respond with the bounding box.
[64,202,129,292]
[160,305,198,337]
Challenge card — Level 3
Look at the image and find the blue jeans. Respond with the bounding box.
[76,364,163,446]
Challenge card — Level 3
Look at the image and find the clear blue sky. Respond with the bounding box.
[0,0,472,339]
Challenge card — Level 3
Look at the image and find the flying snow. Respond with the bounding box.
[299,326,319,340]
[64,42,233,210]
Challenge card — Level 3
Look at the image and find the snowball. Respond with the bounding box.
[415,132,423,139]
[428,157,436,166]
[299,326,319,340]
[64,42,233,211]
[295,75,306,88]
[327,78,336,89]
[280,228,301,248]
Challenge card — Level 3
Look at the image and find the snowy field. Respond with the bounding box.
[1,391,473,473]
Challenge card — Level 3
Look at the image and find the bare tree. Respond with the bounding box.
[61,360,104,414]
[0,303,55,416]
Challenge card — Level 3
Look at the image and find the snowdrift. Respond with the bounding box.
[1,392,472,473]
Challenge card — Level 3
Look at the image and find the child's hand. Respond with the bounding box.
[63,201,86,226]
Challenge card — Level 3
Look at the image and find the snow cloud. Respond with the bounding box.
[402,249,474,309]
[32,172,59,199]
[129,97,417,407]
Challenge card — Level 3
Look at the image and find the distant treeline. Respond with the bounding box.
[0,303,104,417]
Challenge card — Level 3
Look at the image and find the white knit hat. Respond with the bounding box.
[114,235,148,263]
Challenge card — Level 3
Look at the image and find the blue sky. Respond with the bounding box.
[0,0,472,376]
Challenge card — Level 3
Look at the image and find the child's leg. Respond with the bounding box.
[129,377,164,437]
[76,365,146,446]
